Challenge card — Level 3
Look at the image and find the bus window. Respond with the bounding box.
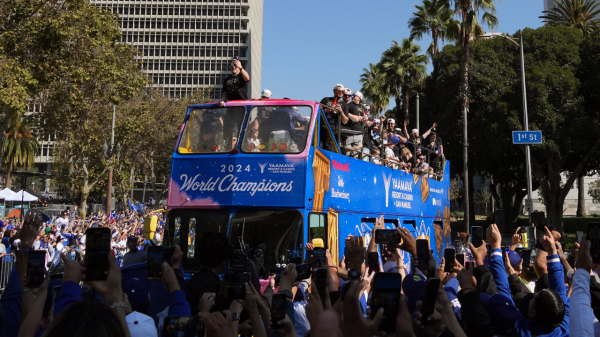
[308,212,328,247]
[230,210,304,273]
[178,107,245,154]
[241,106,312,153]
[166,210,230,269]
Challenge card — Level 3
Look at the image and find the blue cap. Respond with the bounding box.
[144,240,151,245]
[506,247,522,267]
[390,135,400,145]
[402,274,427,313]
[7,225,14,230]
[127,236,137,242]
[122,278,150,312]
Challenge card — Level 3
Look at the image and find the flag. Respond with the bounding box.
[107,212,115,224]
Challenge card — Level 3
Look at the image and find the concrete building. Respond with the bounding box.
[93,0,264,100]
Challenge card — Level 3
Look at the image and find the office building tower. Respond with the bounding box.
[93,0,264,100]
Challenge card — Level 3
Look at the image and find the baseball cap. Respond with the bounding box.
[388,118,396,124]
[126,311,157,337]
[485,294,521,334]
[402,274,427,313]
[373,119,380,124]
[333,84,344,91]
[261,89,272,98]
[353,91,363,99]
[123,278,150,312]
[344,88,352,95]
[412,129,419,134]
[506,247,521,267]
[127,236,137,242]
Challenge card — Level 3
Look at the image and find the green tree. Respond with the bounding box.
[380,38,429,122]
[359,63,390,115]
[540,0,600,36]
[590,179,600,204]
[408,0,460,57]
[2,116,38,189]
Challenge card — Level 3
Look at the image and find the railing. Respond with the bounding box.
[0,255,16,292]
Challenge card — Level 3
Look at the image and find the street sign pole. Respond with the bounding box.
[520,30,534,224]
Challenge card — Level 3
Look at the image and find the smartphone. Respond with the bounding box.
[471,226,483,248]
[577,231,585,244]
[456,253,465,267]
[313,248,326,262]
[375,229,400,245]
[84,228,111,281]
[26,250,46,288]
[162,316,205,337]
[588,223,600,263]
[147,246,163,278]
[501,247,508,264]
[444,248,455,273]
[416,239,430,272]
[521,249,532,269]
[215,283,246,309]
[295,263,311,282]
[52,285,63,306]
[486,243,491,264]
[313,268,328,303]
[370,272,402,332]
[271,293,287,328]
[289,257,302,265]
[465,261,475,271]
[163,247,175,264]
[420,278,441,323]
[367,252,380,274]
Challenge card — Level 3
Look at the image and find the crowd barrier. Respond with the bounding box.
[0,255,16,292]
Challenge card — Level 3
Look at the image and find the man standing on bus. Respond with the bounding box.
[219,58,250,106]
[320,84,345,151]
[343,91,367,156]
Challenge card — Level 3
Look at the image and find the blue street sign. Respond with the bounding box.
[512,131,542,144]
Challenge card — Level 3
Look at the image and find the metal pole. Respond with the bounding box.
[416,93,420,131]
[106,104,115,213]
[463,105,469,232]
[520,30,533,223]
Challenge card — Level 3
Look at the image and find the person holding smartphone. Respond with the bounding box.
[219,58,250,107]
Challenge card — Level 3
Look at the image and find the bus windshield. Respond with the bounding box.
[241,105,311,153]
[178,107,245,154]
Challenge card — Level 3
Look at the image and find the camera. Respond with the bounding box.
[226,244,265,284]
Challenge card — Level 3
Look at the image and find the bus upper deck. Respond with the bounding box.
[166,99,451,272]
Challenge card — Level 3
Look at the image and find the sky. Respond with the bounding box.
[260,0,545,107]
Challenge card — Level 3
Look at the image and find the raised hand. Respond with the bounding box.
[541,226,558,255]
[486,224,501,249]
[342,280,384,337]
[397,227,417,256]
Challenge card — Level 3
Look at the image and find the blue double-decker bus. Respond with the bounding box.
[164,99,451,272]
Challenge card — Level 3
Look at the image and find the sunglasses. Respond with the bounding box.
[344,94,352,97]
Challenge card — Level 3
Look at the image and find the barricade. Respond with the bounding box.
[0,254,16,291]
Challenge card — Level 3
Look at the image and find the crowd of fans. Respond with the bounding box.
[320,84,445,179]
[2,208,596,337]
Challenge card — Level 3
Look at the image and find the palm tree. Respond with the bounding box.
[540,0,600,35]
[3,116,39,189]
[359,63,390,115]
[408,0,460,57]
[380,38,429,122]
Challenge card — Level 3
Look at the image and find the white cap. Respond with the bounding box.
[374,119,380,124]
[333,83,344,91]
[412,129,419,134]
[365,105,370,110]
[344,88,352,95]
[261,89,272,98]
[388,118,396,124]
[353,91,363,99]
[126,311,158,337]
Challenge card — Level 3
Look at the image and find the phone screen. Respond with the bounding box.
[271,293,287,328]
[371,272,402,332]
[521,249,532,269]
[147,246,163,278]
[85,228,111,281]
[375,230,400,245]
[313,248,326,260]
[501,247,507,262]
[367,251,380,274]
[443,248,455,273]
[163,247,175,264]
[274,267,285,284]
[289,257,302,265]
[163,316,205,337]
[588,223,600,262]
[456,253,465,266]
[314,268,328,303]
[295,264,311,282]
[420,278,441,323]
[27,251,46,288]
[471,226,483,248]
[577,231,585,244]
[417,239,429,271]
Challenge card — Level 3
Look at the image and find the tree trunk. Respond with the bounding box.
[0,116,11,168]
[432,29,439,55]
[6,159,13,189]
[402,86,410,122]
[577,174,586,217]
[501,182,528,233]
[394,97,402,123]
[79,196,88,219]
[129,165,135,199]
[468,168,476,225]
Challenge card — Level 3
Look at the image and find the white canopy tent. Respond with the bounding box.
[0,188,15,200]
[5,190,38,202]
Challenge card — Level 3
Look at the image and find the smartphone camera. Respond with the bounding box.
[27,251,47,288]
[416,239,430,272]
[147,246,164,278]
[271,293,287,329]
[84,228,111,281]
[375,229,401,251]
[371,272,402,332]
